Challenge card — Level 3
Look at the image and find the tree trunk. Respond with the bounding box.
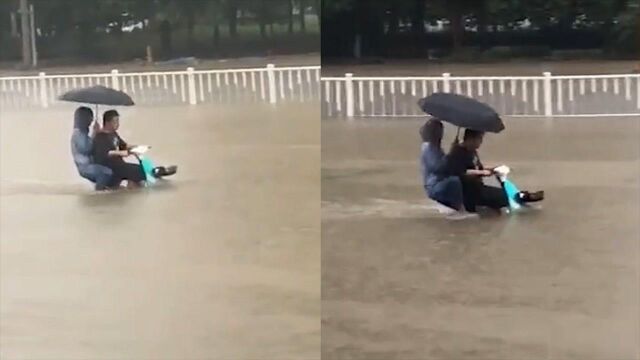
[298,0,306,33]
[10,12,18,38]
[113,20,123,38]
[388,2,399,35]
[451,15,463,50]
[449,3,464,51]
[476,0,488,49]
[212,0,220,49]
[288,0,294,33]
[259,0,267,39]
[354,0,369,58]
[228,1,237,38]
[187,11,195,53]
[411,0,425,35]
[213,23,220,47]
[259,21,267,39]
[20,0,30,67]
[160,20,173,59]
[556,0,578,34]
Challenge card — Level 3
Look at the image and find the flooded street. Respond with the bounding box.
[322,117,640,359]
[0,103,319,359]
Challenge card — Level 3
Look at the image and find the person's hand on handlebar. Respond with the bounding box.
[481,169,494,177]
[466,169,494,177]
[108,149,130,157]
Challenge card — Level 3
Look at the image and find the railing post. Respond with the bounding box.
[111,69,119,90]
[345,73,355,118]
[187,67,197,105]
[267,64,277,104]
[543,71,553,118]
[442,73,451,93]
[38,72,47,108]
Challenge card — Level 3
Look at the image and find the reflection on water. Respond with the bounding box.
[0,103,320,359]
[321,117,640,359]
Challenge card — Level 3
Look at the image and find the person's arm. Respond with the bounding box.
[108,149,129,157]
[116,134,134,150]
[423,147,449,174]
[90,120,101,138]
[72,132,92,155]
[466,168,493,176]
[446,147,492,177]
[470,152,493,176]
[95,134,128,157]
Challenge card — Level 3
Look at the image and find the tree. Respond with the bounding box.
[19,0,30,66]
[210,0,222,48]
[611,0,639,55]
[411,0,425,35]
[182,0,199,52]
[437,0,478,50]
[227,0,237,38]
[259,0,267,39]
[387,1,399,35]
[288,0,294,33]
[298,0,306,33]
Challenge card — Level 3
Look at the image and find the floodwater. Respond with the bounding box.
[322,117,640,359]
[0,103,320,359]
[322,59,638,76]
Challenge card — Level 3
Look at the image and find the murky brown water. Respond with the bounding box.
[322,60,638,76]
[0,103,320,359]
[322,117,640,359]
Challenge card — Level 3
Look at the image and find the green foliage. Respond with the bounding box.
[610,0,639,55]
[0,0,320,61]
[321,0,638,57]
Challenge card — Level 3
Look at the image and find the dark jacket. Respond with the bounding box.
[92,131,128,168]
[446,144,484,178]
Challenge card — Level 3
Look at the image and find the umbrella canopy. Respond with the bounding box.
[418,92,504,133]
[58,85,134,106]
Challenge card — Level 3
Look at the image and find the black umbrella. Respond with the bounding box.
[58,85,134,106]
[418,92,504,133]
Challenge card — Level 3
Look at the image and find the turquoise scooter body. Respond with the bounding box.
[130,145,176,186]
[501,177,524,211]
[138,154,158,185]
[493,165,531,212]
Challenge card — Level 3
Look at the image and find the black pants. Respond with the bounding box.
[460,177,509,213]
[107,162,146,187]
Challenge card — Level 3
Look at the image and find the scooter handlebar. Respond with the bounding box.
[129,145,151,155]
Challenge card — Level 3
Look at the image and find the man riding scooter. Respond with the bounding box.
[445,129,544,213]
[92,110,176,189]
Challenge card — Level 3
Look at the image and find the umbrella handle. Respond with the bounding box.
[91,104,100,135]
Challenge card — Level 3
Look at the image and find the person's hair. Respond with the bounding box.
[73,106,93,133]
[420,118,444,145]
[463,129,484,141]
[103,110,120,126]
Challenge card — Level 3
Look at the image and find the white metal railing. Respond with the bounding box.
[0,64,320,109]
[321,72,640,118]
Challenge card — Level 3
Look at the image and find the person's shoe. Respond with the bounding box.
[152,167,165,177]
[153,165,177,178]
[518,190,544,203]
[164,165,177,176]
